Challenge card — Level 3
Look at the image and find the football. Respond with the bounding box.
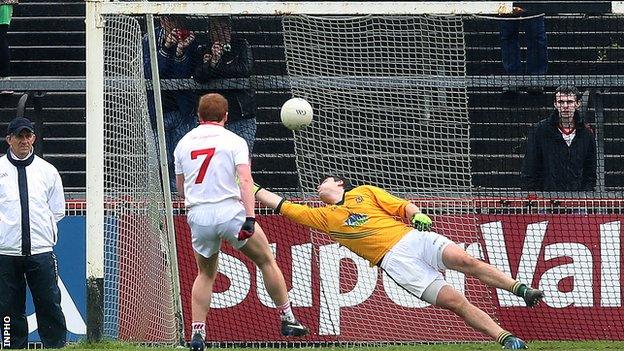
[280,97,313,130]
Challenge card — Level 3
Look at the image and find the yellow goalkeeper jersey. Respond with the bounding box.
[280,185,412,266]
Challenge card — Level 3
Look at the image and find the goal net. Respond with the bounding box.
[91,7,488,344]
[87,1,624,346]
[284,14,471,196]
[101,15,179,342]
[281,14,490,342]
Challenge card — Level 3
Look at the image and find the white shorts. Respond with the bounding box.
[187,198,247,258]
[380,229,453,299]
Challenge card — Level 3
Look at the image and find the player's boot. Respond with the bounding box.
[523,287,544,307]
[189,332,205,351]
[502,336,528,349]
[281,319,310,337]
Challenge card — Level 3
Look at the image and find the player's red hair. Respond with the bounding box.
[197,93,228,122]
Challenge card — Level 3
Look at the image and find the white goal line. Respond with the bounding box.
[94,1,513,15]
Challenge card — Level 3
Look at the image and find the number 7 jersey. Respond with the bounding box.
[174,123,250,208]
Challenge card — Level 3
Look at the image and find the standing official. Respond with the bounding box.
[0,117,67,349]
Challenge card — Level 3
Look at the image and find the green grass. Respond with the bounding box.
[65,341,624,351]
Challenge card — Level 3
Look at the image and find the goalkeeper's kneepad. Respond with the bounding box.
[411,213,432,231]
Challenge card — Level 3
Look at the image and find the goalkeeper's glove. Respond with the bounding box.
[238,217,256,240]
[411,213,432,231]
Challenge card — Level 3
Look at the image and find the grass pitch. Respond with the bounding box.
[66,341,624,351]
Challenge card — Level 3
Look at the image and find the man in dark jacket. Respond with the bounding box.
[521,85,596,191]
[143,15,199,191]
[194,16,257,154]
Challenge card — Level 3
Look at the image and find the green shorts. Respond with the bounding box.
[0,5,13,26]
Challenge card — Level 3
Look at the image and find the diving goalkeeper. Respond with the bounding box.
[254,176,543,350]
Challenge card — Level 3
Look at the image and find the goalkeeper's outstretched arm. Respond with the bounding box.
[254,184,329,232]
[254,186,285,211]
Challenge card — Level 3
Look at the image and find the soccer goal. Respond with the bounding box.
[85,1,518,345]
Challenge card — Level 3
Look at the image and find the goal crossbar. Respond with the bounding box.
[95,1,512,15]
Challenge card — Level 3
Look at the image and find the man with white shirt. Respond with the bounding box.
[0,117,67,348]
[521,85,597,191]
[174,93,308,351]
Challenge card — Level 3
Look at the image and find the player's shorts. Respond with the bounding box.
[379,229,453,300]
[186,198,247,258]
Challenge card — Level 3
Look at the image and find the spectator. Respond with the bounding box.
[194,16,258,154]
[0,0,18,95]
[0,117,67,348]
[499,3,548,93]
[143,15,199,191]
[521,85,596,191]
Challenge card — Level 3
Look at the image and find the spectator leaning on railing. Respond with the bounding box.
[0,0,18,95]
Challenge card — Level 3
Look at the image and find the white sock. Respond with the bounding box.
[277,300,296,323]
[192,322,206,338]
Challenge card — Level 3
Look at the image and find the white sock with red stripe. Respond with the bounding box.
[277,300,296,323]
[192,322,206,338]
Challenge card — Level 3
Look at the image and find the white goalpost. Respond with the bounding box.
[86,1,183,343]
[85,1,511,345]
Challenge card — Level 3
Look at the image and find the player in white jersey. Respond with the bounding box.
[174,93,309,351]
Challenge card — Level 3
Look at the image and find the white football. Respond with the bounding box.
[280,97,313,131]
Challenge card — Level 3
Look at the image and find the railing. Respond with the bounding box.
[0,74,620,194]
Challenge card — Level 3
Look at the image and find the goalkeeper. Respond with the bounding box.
[254,176,543,350]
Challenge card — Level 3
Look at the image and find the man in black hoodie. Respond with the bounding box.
[521,85,596,191]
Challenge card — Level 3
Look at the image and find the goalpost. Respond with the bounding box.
[86,2,183,343]
[85,1,514,345]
